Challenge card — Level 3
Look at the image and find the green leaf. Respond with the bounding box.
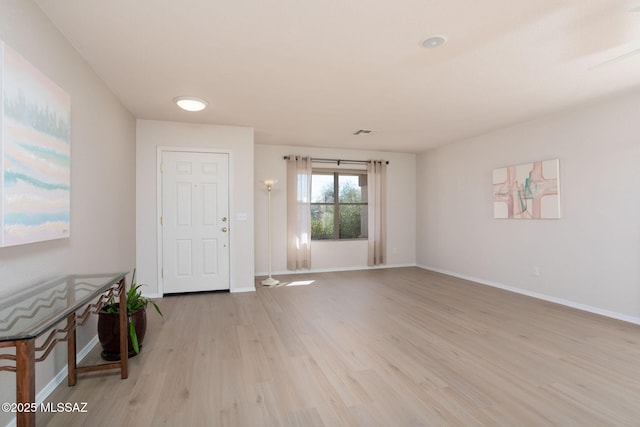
[150,300,163,317]
[129,317,139,354]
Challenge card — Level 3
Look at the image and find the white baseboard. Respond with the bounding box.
[255,263,417,277]
[5,335,99,427]
[230,286,256,293]
[417,264,640,326]
[141,293,162,299]
[148,286,257,296]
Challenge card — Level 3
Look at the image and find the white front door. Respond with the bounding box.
[161,151,230,293]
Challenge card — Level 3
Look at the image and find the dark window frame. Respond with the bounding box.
[311,170,368,241]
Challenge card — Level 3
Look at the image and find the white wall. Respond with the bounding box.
[136,120,255,294]
[0,1,136,425]
[417,88,640,321]
[254,144,416,275]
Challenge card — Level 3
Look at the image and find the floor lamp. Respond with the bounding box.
[261,179,279,286]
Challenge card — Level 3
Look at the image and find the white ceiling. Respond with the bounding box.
[36,0,640,153]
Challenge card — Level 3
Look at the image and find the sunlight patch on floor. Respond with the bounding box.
[284,280,315,287]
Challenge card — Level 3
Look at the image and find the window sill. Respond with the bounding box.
[311,238,368,242]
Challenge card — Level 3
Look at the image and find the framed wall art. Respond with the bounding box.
[1,41,71,246]
[493,159,560,219]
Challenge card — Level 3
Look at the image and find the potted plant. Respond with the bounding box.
[97,269,162,361]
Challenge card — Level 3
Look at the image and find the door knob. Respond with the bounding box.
[221,227,228,232]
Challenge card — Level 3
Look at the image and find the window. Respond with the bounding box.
[311,171,368,240]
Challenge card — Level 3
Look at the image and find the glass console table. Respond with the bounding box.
[0,273,129,427]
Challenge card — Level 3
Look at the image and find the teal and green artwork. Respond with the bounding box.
[493,159,560,219]
[1,41,70,246]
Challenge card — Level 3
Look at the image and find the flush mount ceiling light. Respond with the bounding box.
[420,35,447,49]
[174,96,208,112]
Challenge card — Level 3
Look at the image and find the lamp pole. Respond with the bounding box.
[261,180,279,286]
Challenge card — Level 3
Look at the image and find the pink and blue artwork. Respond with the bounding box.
[493,159,560,219]
[1,41,70,246]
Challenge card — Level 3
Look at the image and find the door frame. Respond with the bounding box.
[156,146,233,295]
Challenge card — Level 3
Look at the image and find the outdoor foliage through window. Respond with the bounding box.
[311,172,368,240]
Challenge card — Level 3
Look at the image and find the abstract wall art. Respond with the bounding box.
[1,41,71,247]
[492,159,560,219]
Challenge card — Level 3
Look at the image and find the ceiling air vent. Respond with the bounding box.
[353,129,375,135]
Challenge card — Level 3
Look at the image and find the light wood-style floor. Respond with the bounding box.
[41,267,640,426]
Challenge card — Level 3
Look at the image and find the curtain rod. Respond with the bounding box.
[283,156,389,165]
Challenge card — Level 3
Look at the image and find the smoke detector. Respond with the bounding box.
[420,35,447,49]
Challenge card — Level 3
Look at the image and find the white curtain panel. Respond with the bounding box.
[286,155,312,270]
[367,161,387,266]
